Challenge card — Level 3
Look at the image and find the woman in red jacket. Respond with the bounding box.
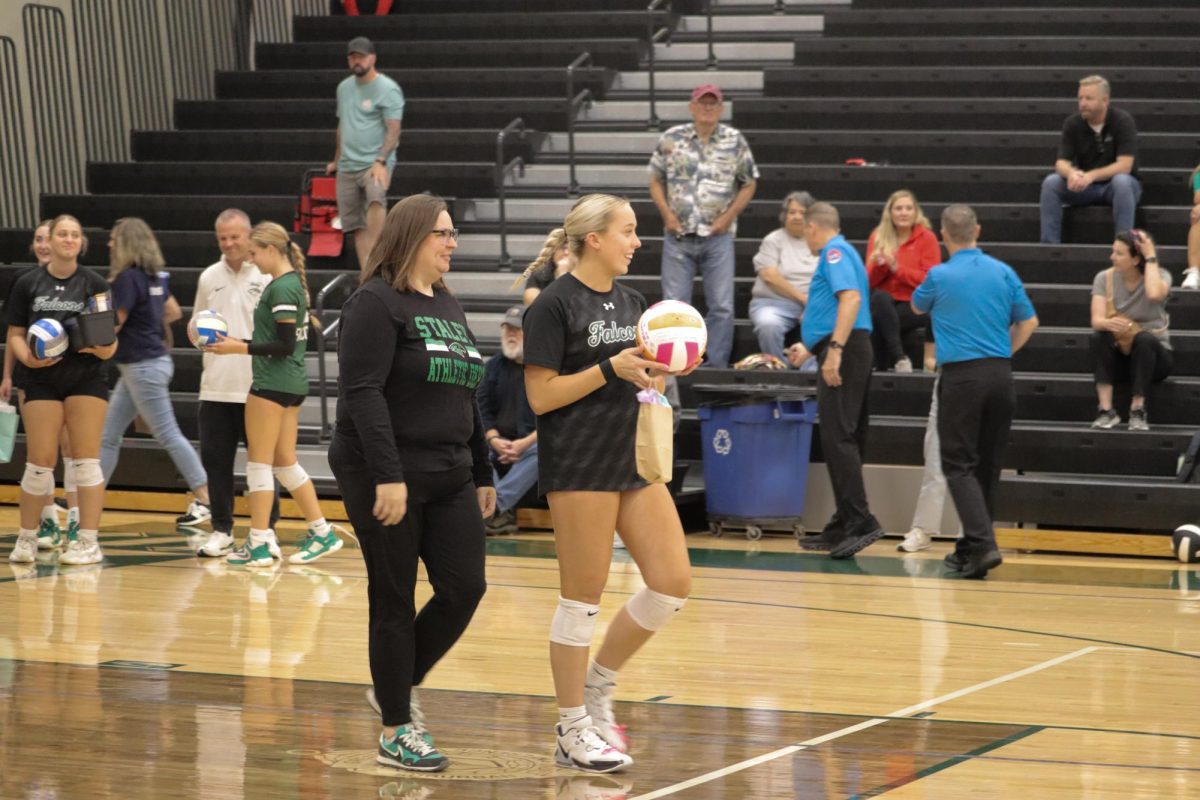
[866,190,941,372]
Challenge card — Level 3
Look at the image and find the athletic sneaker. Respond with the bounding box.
[377,726,448,772]
[555,723,633,774]
[1181,266,1200,290]
[897,528,932,553]
[197,530,236,557]
[37,516,63,550]
[263,529,283,560]
[9,534,38,564]
[288,526,344,564]
[894,356,914,374]
[65,517,80,543]
[584,682,629,752]
[226,540,274,567]
[367,687,429,738]
[484,510,518,536]
[176,500,211,527]
[1091,408,1120,429]
[59,537,103,566]
[943,551,967,572]
[1128,408,1150,431]
[830,527,886,560]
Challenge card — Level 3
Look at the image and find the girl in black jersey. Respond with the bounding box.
[6,216,117,566]
[328,194,495,773]
[2,221,81,552]
[520,195,693,773]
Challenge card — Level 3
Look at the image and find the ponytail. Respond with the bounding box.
[511,227,566,292]
[287,240,321,332]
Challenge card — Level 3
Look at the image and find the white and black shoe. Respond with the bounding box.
[555,723,633,774]
[1181,266,1200,290]
[584,681,629,753]
[176,500,212,527]
[197,530,235,558]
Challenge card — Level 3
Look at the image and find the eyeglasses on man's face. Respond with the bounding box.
[430,228,460,242]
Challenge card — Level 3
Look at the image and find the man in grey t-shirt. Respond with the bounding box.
[325,37,404,271]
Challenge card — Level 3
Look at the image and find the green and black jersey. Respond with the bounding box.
[251,270,309,396]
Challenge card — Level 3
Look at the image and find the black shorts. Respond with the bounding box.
[249,387,306,408]
[21,360,108,403]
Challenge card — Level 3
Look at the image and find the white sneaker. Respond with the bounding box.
[176,499,211,527]
[264,529,283,560]
[894,357,914,373]
[198,530,236,558]
[59,537,103,565]
[897,529,932,553]
[8,534,38,564]
[555,723,633,774]
[584,681,629,752]
[1182,267,1200,290]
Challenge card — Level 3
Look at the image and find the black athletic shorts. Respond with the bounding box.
[249,387,306,408]
[21,359,108,403]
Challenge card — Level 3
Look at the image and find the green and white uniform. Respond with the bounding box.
[251,271,309,395]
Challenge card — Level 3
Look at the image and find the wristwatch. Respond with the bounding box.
[828,341,844,351]
[1146,256,1158,263]
[374,157,386,165]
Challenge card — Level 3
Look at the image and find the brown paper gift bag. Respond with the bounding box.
[635,388,673,484]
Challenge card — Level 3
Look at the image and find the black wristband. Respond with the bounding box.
[827,341,844,351]
[599,358,616,383]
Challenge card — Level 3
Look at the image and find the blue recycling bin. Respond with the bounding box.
[698,398,816,521]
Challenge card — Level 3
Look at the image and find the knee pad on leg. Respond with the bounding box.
[71,458,104,488]
[549,596,601,647]
[21,463,55,496]
[63,458,77,493]
[272,463,309,492]
[625,587,687,632]
[246,461,274,494]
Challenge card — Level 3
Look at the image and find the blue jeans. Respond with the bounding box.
[493,442,538,513]
[101,355,207,491]
[1039,172,1142,243]
[748,295,803,362]
[661,232,735,368]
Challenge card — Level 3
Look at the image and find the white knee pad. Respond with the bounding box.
[549,596,601,647]
[71,458,104,488]
[21,463,55,496]
[273,462,309,492]
[246,461,274,494]
[63,458,77,493]
[625,587,687,632]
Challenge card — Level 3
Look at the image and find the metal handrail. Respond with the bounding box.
[495,117,527,269]
[646,0,672,130]
[315,271,354,441]
[565,52,593,196]
[704,0,718,68]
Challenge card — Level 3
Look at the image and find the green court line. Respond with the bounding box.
[486,538,1200,592]
[848,725,1046,799]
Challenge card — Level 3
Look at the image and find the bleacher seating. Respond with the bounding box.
[3,0,1199,537]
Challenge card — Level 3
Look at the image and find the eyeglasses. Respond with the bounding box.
[430,228,459,242]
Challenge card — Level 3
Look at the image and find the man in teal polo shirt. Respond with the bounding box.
[797,202,884,560]
[912,204,1039,579]
[325,36,404,271]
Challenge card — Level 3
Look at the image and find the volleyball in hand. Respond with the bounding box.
[188,309,229,348]
[27,318,69,359]
[637,300,707,374]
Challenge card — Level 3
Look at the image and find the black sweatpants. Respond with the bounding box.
[197,400,279,533]
[815,330,880,537]
[869,290,929,368]
[329,435,487,728]
[1089,330,1174,399]
[937,358,1014,557]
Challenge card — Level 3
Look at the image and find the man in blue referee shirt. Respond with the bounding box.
[797,203,885,559]
[912,205,1039,579]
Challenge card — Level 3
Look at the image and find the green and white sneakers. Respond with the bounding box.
[287,525,345,564]
[377,726,448,772]
[226,540,275,567]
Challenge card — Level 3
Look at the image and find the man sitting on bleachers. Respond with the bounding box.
[1040,75,1141,244]
[477,306,538,535]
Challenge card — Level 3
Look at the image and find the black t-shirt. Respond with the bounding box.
[522,273,647,494]
[4,265,111,380]
[333,277,492,488]
[525,263,557,293]
[112,267,171,364]
[1057,107,1139,176]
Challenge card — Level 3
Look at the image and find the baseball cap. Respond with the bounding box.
[691,83,723,102]
[347,36,375,56]
[501,306,524,330]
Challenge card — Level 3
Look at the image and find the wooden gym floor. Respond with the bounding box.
[0,507,1197,799]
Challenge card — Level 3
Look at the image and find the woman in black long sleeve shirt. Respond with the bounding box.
[327,194,495,774]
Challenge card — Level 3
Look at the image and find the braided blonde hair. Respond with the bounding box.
[510,194,630,291]
[250,221,321,331]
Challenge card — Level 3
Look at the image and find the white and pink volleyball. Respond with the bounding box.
[636,300,707,374]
